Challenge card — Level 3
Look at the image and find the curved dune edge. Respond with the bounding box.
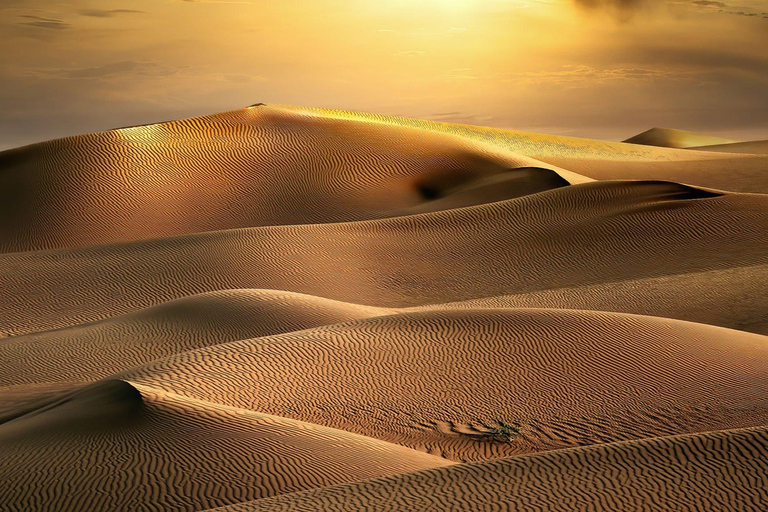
[280,105,768,193]
[204,424,768,512]
[279,104,743,160]
[4,260,768,391]
[0,289,388,385]
[2,180,765,337]
[117,308,768,461]
[0,380,451,512]
[0,105,587,253]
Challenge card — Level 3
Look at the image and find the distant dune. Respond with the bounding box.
[691,139,768,154]
[623,127,738,149]
[1,104,766,511]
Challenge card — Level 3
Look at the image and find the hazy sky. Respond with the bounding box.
[1,0,766,149]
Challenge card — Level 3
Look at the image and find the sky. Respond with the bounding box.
[1,0,767,150]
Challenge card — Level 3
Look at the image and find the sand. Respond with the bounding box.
[1,104,767,511]
[623,127,738,149]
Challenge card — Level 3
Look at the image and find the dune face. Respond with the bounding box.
[623,127,739,149]
[2,179,766,338]
[692,140,768,154]
[2,104,767,511]
[0,106,581,253]
[212,426,768,512]
[119,309,768,461]
[0,381,450,512]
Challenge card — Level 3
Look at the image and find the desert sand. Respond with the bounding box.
[1,104,767,511]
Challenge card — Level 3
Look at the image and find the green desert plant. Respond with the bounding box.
[470,420,521,443]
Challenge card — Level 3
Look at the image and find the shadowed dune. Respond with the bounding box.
[1,180,765,338]
[120,309,768,461]
[208,425,768,512]
[0,380,451,512]
[623,127,738,149]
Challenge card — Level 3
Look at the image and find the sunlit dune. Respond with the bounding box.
[623,127,739,149]
[1,105,767,511]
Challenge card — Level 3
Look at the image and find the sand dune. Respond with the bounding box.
[692,139,768,154]
[0,105,585,253]
[2,180,765,338]
[2,105,767,511]
[439,264,768,334]
[120,309,768,461]
[4,104,767,253]
[211,425,768,512]
[283,105,768,193]
[0,289,386,385]
[623,127,738,149]
[0,380,450,512]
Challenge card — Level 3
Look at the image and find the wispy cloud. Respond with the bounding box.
[395,50,427,57]
[494,65,690,86]
[31,61,186,80]
[18,14,70,30]
[78,9,145,18]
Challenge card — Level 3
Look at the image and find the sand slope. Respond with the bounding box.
[692,140,768,154]
[283,105,768,193]
[211,425,768,512]
[0,289,386,385]
[0,105,584,253]
[4,104,767,253]
[0,380,450,512]
[2,180,765,338]
[121,309,768,461]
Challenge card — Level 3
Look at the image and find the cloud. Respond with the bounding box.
[18,14,70,29]
[32,61,187,80]
[78,9,145,18]
[220,73,267,83]
[689,0,727,6]
[499,65,687,86]
[571,0,652,18]
[395,50,427,57]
